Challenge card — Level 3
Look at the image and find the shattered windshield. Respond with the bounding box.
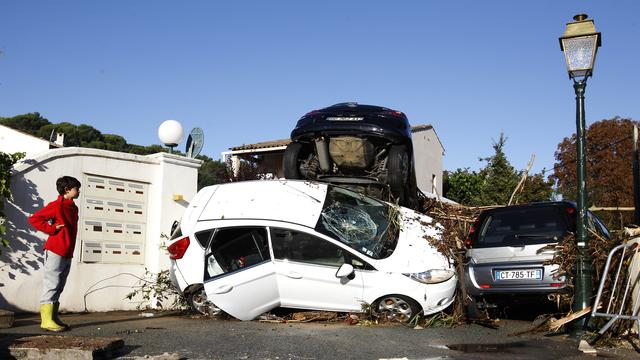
[315,186,399,259]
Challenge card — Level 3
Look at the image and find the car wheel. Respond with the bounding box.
[283,142,304,179]
[387,145,409,205]
[187,285,221,316]
[465,296,486,319]
[373,294,421,323]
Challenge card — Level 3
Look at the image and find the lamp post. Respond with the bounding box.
[559,13,601,335]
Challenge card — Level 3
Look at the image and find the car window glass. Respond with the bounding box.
[194,230,213,248]
[587,212,610,239]
[476,206,568,248]
[271,227,373,269]
[205,227,269,279]
[169,222,182,240]
[315,186,398,259]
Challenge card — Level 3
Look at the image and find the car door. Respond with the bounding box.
[203,226,279,320]
[269,226,365,312]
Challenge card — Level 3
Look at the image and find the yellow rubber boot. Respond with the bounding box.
[52,302,70,329]
[40,303,65,332]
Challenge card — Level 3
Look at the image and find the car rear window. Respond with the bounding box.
[475,206,569,248]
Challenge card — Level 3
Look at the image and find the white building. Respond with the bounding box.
[222,124,445,196]
[0,147,201,312]
[0,124,64,158]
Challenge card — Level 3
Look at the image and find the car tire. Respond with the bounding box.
[186,285,221,316]
[465,296,486,319]
[387,145,409,205]
[283,142,304,179]
[373,294,421,323]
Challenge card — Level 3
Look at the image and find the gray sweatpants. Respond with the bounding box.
[40,250,72,304]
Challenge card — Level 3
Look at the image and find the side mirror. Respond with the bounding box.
[335,263,355,279]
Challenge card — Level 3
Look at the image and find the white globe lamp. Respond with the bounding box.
[158,119,184,153]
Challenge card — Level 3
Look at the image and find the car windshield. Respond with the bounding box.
[315,185,399,259]
[476,206,569,248]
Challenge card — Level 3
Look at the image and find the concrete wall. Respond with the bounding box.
[412,128,444,196]
[0,147,201,312]
[0,125,51,158]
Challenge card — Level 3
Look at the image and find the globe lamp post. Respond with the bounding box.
[559,13,601,335]
[158,120,184,154]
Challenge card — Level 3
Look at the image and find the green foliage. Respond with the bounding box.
[474,133,520,205]
[444,133,553,206]
[0,112,50,136]
[196,155,230,190]
[443,168,483,206]
[0,151,26,254]
[1,113,236,190]
[125,268,189,310]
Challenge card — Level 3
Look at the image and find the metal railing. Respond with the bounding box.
[590,239,640,343]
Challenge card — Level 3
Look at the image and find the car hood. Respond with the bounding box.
[374,207,452,273]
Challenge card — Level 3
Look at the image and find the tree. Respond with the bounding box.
[1,151,25,254]
[474,133,520,206]
[552,117,639,229]
[444,133,553,206]
[0,112,50,136]
[197,155,230,190]
[443,168,483,206]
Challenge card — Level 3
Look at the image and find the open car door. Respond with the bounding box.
[203,227,279,320]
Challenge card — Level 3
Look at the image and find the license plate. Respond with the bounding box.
[326,116,364,121]
[495,269,542,280]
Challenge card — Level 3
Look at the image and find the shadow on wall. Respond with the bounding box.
[0,173,46,311]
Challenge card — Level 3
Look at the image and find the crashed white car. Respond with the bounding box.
[168,180,456,322]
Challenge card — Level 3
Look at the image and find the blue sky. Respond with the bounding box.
[1,1,638,174]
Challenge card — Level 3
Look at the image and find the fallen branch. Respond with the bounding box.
[508,154,535,206]
[547,306,591,333]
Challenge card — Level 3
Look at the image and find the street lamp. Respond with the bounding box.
[559,13,601,335]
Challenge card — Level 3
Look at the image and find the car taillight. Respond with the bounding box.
[168,236,190,260]
[303,110,320,117]
[383,110,404,117]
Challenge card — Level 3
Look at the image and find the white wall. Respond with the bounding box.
[412,128,444,196]
[0,124,51,158]
[0,147,201,312]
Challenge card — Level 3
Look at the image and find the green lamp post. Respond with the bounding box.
[559,13,602,335]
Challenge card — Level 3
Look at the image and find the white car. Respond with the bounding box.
[168,180,456,322]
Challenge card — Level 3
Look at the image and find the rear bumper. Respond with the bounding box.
[169,260,189,294]
[465,262,567,296]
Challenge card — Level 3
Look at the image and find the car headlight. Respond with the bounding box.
[403,269,456,284]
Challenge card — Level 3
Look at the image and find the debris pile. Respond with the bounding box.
[419,196,640,343]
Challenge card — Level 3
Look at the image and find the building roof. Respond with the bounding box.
[0,124,63,148]
[228,138,291,151]
[227,124,442,153]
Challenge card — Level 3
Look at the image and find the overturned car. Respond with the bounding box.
[168,180,456,322]
[283,102,419,208]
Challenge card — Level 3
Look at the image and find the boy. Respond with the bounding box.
[28,176,81,332]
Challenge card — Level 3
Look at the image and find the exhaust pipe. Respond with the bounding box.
[547,294,557,302]
[315,138,331,172]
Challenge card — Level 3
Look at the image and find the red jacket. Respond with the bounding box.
[28,195,79,258]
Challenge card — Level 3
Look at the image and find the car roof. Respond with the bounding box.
[481,201,574,216]
[197,180,328,228]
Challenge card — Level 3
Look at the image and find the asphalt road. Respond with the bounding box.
[1,311,637,359]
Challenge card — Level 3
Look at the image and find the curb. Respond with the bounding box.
[0,309,15,328]
[8,335,124,360]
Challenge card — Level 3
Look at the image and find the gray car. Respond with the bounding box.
[464,201,610,311]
